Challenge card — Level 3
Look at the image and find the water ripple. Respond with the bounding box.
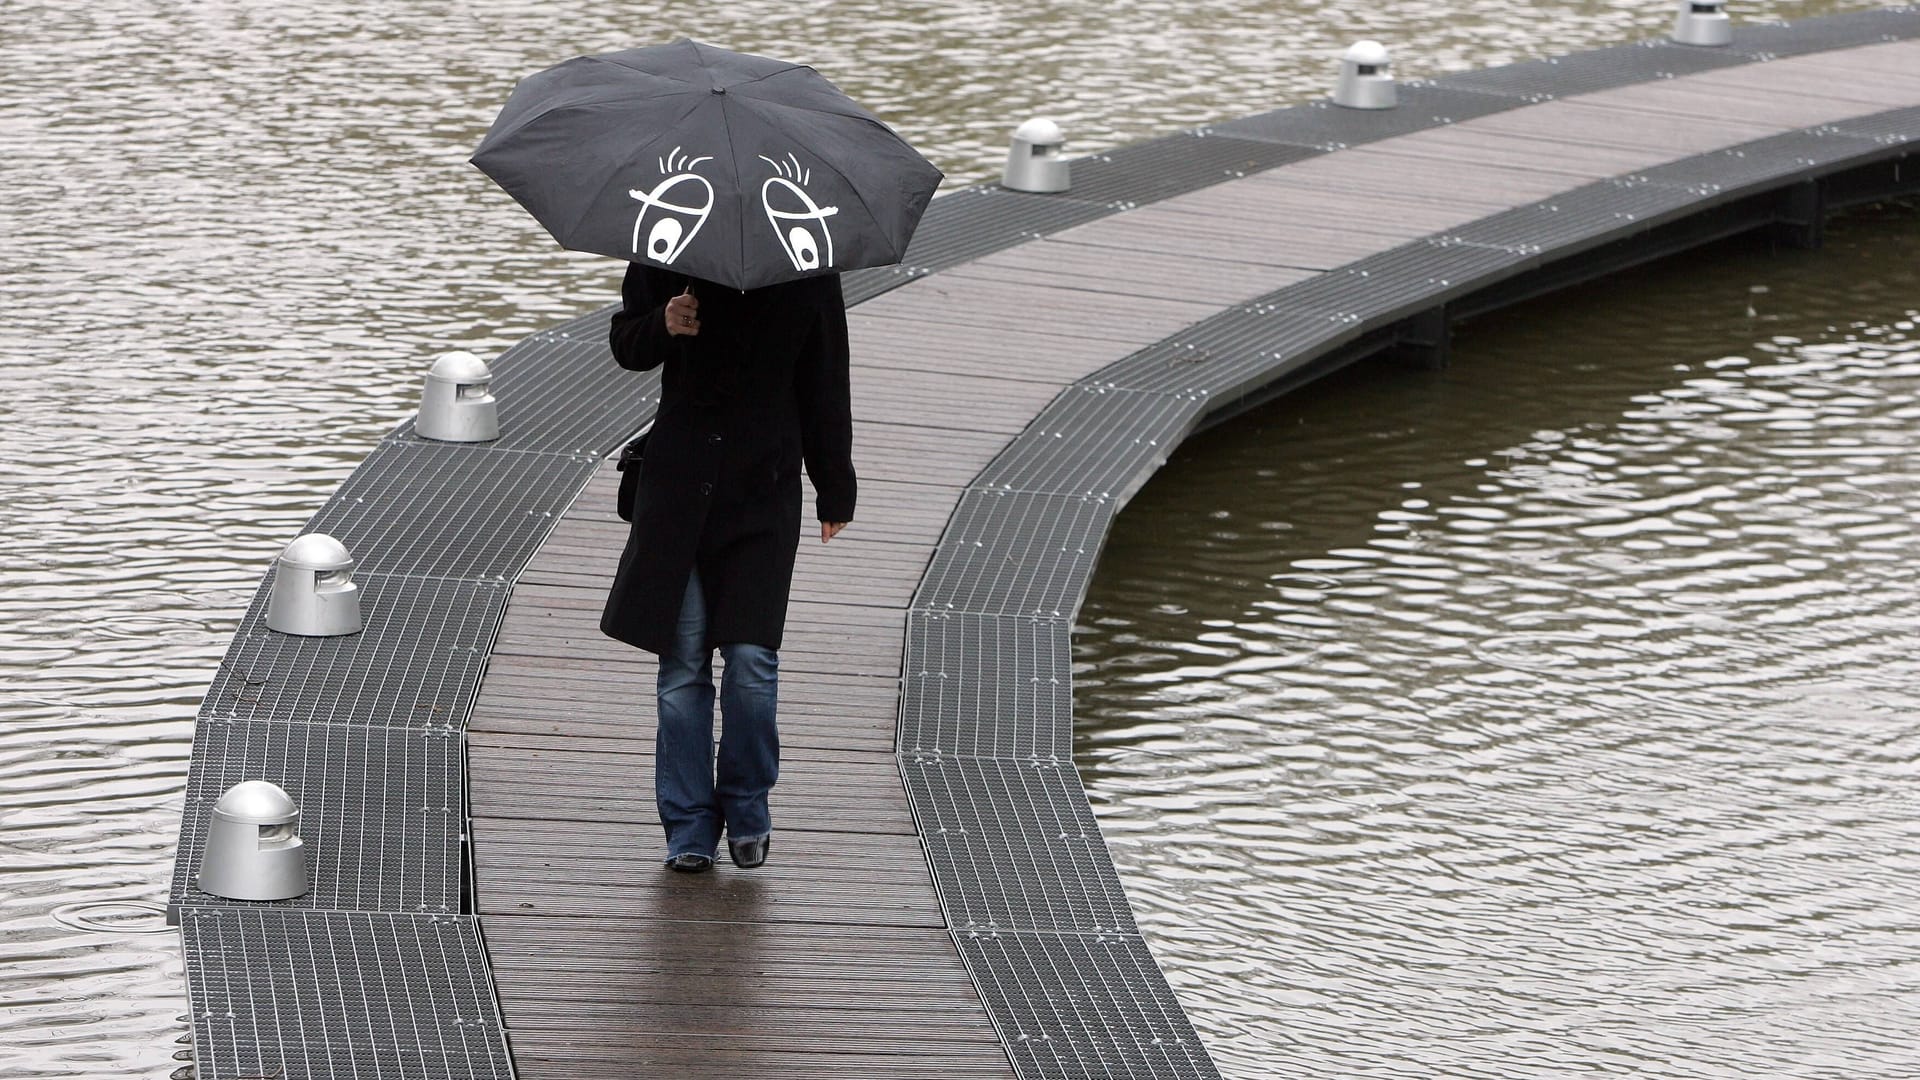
[1079,202,1920,1078]
[2,0,1904,1075]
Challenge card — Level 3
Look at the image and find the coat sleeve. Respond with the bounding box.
[607,263,683,372]
[797,275,856,524]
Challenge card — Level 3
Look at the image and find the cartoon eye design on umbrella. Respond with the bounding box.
[759,154,839,272]
[629,148,714,265]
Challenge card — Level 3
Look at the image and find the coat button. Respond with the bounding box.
[699,482,713,495]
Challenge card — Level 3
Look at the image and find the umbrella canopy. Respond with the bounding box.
[472,39,944,291]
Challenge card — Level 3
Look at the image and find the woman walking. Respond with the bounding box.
[600,262,854,873]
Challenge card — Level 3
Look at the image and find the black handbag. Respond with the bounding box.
[615,429,650,522]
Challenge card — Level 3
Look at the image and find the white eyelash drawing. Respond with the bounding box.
[759,152,837,272]
[629,153,715,265]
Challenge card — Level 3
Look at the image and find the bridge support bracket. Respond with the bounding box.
[1389,305,1451,370]
[1772,178,1826,251]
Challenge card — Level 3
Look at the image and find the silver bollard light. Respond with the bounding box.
[196,780,310,901]
[265,533,363,637]
[415,350,500,443]
[1671,0,1732,46]
[1002,118,1070,194]
[1334,41,1397,109]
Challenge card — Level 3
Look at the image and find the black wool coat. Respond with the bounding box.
[599,263,856,655]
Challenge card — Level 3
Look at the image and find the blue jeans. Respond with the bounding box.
[655,568,779,861]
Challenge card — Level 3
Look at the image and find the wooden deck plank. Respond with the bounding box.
[1325,122,1673,181]
[1470,97,1778,156]
[504,573,916,614]
[477,655,899,700]
[500,1006,1000,1044]
[1573,77,1894,129]
[472,665,898,711]
[853,273,1214,345]
[482,913,967,953]
[502,579,921,628]
[852,418,1011,487]
[1045,203,1382,270]
[1249,150,1532,212]
[502,581,912,619]
[510,1051,1013,1079]
[471,711,896,754]
[853,365,1074,435]
[1789,38,1920,82]
[473,790,916,837]
[561,476,963,549]
[469,729,902,776]
[509,550,924,618]
[847,311,1124,383]
[498,969,981,1008]
[469,654,901,753]
[1156,174,1486,236]
[474,823,945,928]
[469,727,892,757]
[936,238,1321,306]
[1682,41,1920,106]
[1333,147,1583,203]
[487,607,900,655]
[484,917,1007,1074]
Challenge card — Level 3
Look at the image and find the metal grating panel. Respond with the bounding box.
[179,909,512,1080]
[1091,306,1341,398]
[1257,239,1537,324]
[914,489,1116,619]
[900,611,1073,760]
[842,263,927,305]
[389,308,658,457]
[170,719,462,914]
[1092,238,1528,398]
[1627,126,1899,192]
[1057,134,1323,206]
[903,187,1117,271]
[904,754,1136,933]
[957,930,1219,1080]
[1446,175,1711,252]
[1437,39,1753,100]
[1204,84,1529,149]
[1722,8,1920,60]
[199,571,506,729]
[974,384,1206,502]
[1828,103,1920,145]
[1111,249,1484,394]
[307,441,595,580]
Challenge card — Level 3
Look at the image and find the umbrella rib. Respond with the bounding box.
[579,52,699,89]
[558,92,714,249]
[729,95,916,266]
[718,91,748,289]
[730,70,876,122]
[726,63,804,91]
[478,59,701,162]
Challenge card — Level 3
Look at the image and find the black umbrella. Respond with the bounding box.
[472,39,944,291]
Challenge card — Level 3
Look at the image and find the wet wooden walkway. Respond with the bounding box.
[465,31,1920,1080]
[467,469,1009,1076]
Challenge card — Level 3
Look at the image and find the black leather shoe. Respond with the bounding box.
[665,853,713,873]
[728,835,769,869]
